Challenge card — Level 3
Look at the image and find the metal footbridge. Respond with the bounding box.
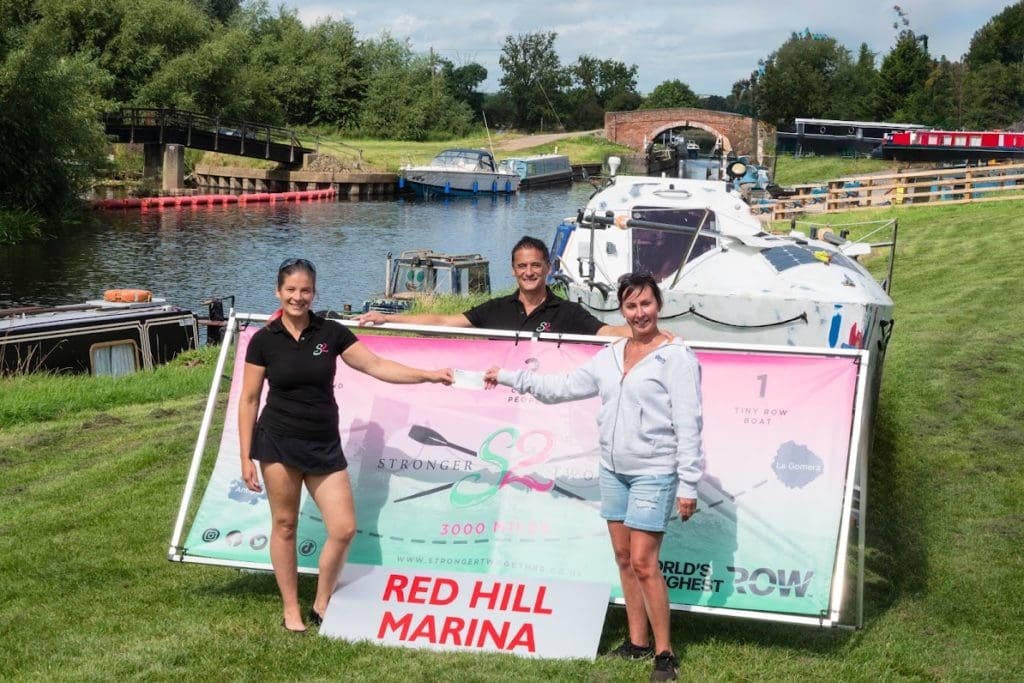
[104,108,314,165]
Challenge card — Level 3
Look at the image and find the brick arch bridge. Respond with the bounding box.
[604,108,774,163]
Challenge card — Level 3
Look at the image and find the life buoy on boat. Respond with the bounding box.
[104,289,153,303]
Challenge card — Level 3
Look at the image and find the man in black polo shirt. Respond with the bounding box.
[355,236,626,336]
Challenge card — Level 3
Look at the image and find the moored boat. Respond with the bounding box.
[548,161,896,408]
[0,296,199,376]
[498,153,573,188]
[400,149,520,198]
[360,250,491,314]
[881,129,1024,161]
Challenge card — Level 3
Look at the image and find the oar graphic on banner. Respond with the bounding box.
[394,424,585,503]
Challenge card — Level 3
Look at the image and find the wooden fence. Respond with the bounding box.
[750,162,1024,221]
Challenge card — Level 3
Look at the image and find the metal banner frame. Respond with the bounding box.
[169,312,869,629]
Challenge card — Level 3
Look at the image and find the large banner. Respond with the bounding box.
[181,323,863,620]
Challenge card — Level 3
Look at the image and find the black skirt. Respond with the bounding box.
[251,423,348,475]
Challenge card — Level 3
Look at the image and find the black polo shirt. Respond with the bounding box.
[463,287,604,335]
[245,312,358,439]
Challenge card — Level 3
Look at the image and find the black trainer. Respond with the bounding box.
[650,651,679,682]
[607,640,655,660]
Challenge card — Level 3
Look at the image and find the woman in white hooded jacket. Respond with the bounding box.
[484,273,703,682]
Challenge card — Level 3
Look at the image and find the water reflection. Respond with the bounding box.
[0,184,595,313]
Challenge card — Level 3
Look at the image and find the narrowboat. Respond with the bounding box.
[498,153,573,188]
[880,129,1024,162]
[1,294,199,376]
[776,118,927,157]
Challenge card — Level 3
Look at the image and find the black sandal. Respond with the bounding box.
[308,607,324,627]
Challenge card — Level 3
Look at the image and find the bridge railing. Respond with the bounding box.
[103,107,312,160]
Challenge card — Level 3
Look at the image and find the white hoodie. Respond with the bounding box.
[496,338,704,498]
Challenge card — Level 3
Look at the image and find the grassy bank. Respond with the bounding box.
[2,201,1022,679]
[772,155,896,186]
[111,128,896,184]
[186,128,631,174]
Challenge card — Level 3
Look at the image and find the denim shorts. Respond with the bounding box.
[599,467,678,532]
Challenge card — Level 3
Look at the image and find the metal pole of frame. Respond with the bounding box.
[167,312,239,560]
[856,421,868,629]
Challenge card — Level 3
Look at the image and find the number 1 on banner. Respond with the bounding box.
[757,374,767,398]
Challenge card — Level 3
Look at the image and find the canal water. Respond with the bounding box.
[0,185,596,314]
[0,161,717,314]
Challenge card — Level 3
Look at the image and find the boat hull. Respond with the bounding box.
[569,285,891,361]
[518,170,573,189]
[402,169,520,198]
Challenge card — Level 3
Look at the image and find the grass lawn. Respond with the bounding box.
[1,200,1022,680]
[772,156,898,186]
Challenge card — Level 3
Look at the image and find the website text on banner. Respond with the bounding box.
[182,326,861,618]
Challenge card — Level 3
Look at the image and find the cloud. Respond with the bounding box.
[286,0,1011,95]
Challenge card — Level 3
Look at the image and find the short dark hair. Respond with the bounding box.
[511,236,550,264]
[617,273,662,309]
[277,257,317,287]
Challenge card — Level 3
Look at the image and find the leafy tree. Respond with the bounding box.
[357,35,473,140]
[754,32,854,125]
[965,1,1024,69]
[697,94,730,111]
[563,55,639,128]
[961,61,1024,128]
[498,31,568,130]
[440,60,487,116]
[0,0,39,58]
[920,57,968,128]
[136,29,281,123]
[641,79,698,109]
[0,27,110,218]
[725,77,754,116]
[191,0,240,24]
[38,0,214,105]
[246,7,361,126]
[481,91,516,130]
[874,30,932,121]
[839,43,880,120]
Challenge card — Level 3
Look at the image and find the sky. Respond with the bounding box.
[287,0,1014,96]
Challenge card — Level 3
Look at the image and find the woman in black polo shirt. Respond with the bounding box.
[239,258,452,633]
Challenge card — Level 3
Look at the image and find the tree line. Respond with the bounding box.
[749,5,1024,131]
[2,0,1023,238]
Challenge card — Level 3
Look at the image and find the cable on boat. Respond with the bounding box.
[685,308,808,328]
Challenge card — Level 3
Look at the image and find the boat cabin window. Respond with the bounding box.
[630,207,718,281]
[90,341,140,377]
[432,149,496,172]
[394,265,436,295]
[465,264,490,294]
[390,260,490,297]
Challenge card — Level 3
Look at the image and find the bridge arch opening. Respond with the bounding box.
[648,121,732,156]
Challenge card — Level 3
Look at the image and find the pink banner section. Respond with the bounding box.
[189,325,862,618]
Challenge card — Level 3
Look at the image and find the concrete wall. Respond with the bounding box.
[162,144,185,191]
[192,165,398,197]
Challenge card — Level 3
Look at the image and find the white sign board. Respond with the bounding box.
[321,563,611,660]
